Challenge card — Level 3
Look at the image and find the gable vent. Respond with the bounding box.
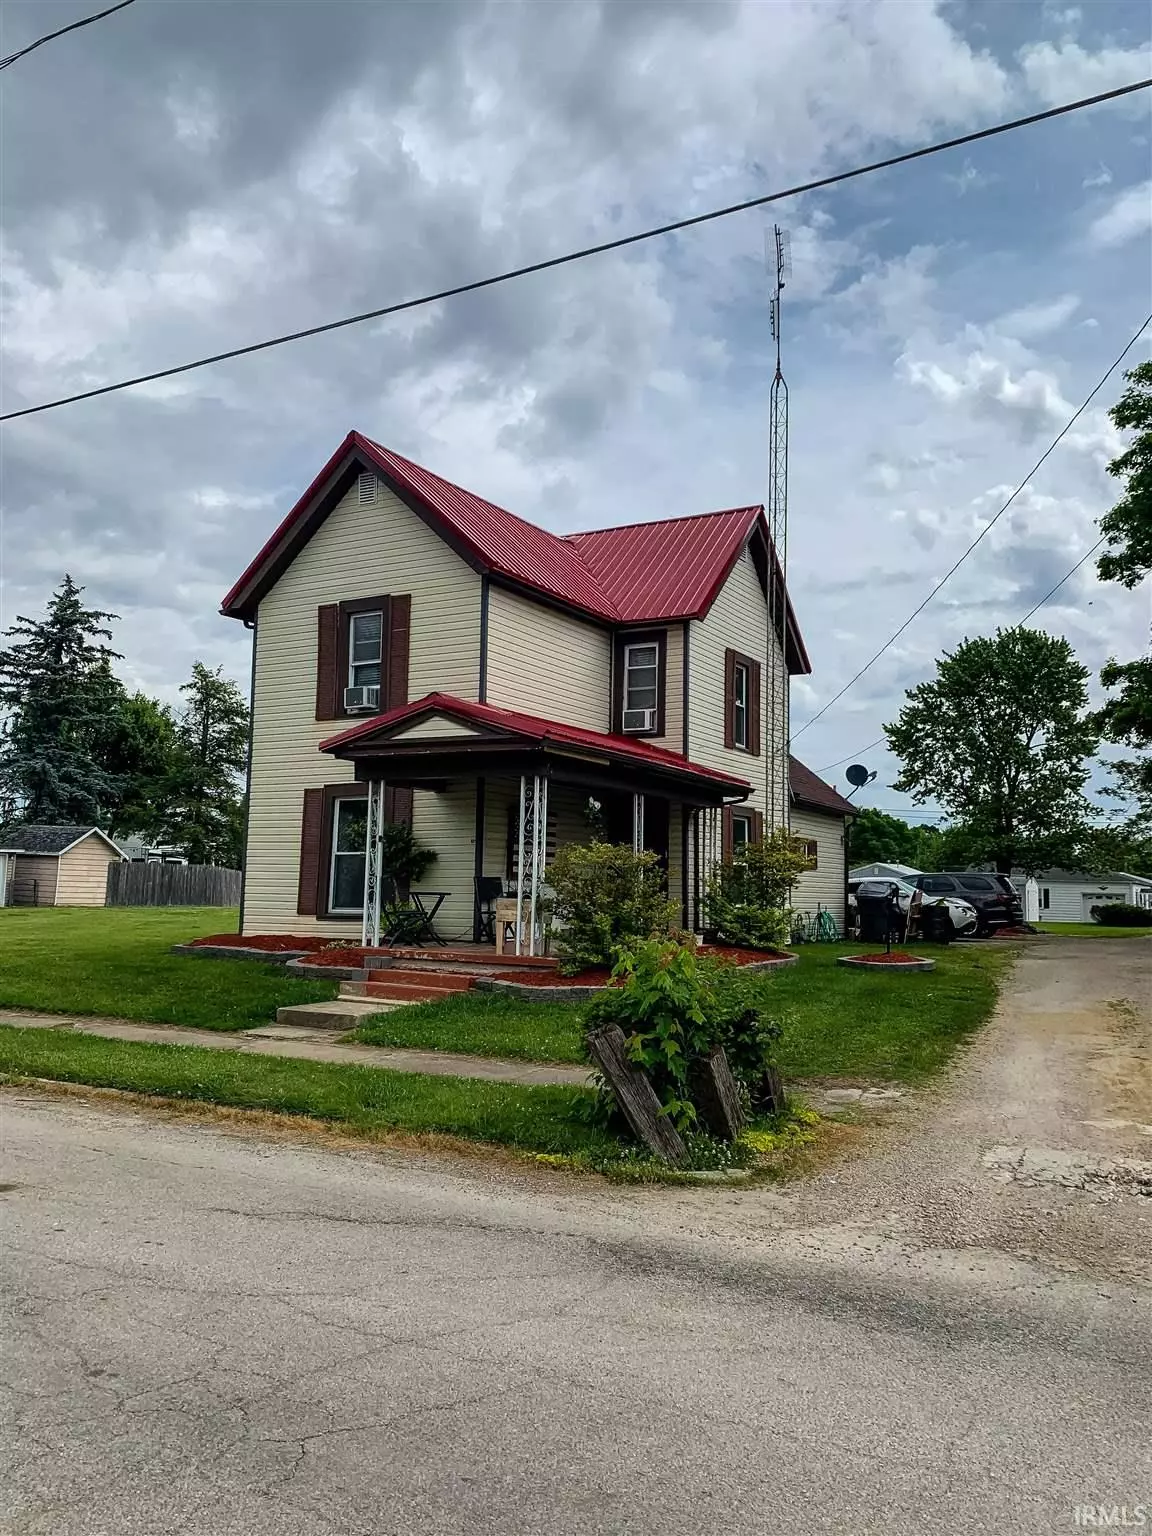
[357,472,378,505]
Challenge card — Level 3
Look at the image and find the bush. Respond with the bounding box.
[1089,902,1151,927]
[704,831,811,949]
[379,823,436,890]
[548,842,679,971]
[582,938,787,1130]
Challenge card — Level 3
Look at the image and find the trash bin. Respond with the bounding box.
[919,903,953,945]
[856,893,891,944]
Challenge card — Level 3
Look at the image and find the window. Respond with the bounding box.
[957,875,995,892]
[348,610,383,691]
[1041,887,1050,910]
[623,642,659,731]
[732,662,749,748]
[800,837,818,869]
[731,813,752,851]
[329,798,368,914]
[921,876,956,894]
[723,649,761,755]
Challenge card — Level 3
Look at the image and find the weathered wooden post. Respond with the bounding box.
[586,1024,687,1167]
[689,1047,745,1140]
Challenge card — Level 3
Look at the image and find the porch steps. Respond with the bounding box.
[341,970,477,1005]
[275,998,389,1031]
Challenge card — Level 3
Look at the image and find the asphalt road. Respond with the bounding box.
[3,1076,1150,1536]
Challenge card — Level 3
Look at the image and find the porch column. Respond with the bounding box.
[514,772,549,956]
[362,778,387,948]
[632,792,645,854]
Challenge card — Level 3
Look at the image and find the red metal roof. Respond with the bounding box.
[320,693,752,792]
[789,756,856,817]
[563,508,760,622]
[221,433,808,668]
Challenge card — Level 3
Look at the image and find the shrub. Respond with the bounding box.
[704,831,811,949]
[548,842,679,971]
[582,938,787,1130]
[1089,902,1151,927]
[378,822,437,890]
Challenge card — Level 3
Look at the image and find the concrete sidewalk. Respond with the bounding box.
[0,1009,591,1088]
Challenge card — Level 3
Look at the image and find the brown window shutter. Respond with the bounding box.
[315,605,340,720]
[723,649,736,749]
[751,810,764,843]
[722,806,734,860]
[297,788,325,914]
[385,786,414,827]
[749,659,762,757]
[387,594,411,709]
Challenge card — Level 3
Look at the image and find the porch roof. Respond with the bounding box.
[319,693,752,804]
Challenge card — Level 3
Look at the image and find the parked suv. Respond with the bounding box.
[909,872,1023,934]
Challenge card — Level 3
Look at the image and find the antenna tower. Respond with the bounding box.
[766,225,791,830]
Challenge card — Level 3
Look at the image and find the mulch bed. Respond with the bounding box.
[190,934,332,953]
[492,944,793,990]
[842,951,923,964]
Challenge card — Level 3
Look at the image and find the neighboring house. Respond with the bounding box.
[849,861,921,882]
[790,757,856,933]
[114,836,189,865]
[1,825,124,907]
[1011,869,1152,923]
[222,432,811,943]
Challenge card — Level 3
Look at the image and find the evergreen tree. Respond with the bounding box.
[159,663,250,865]
[0,575,125,824]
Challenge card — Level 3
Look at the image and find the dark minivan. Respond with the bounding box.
[910,872,1023,934]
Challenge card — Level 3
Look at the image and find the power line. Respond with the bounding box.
[1017,537,1106,624]
[792,309,1152,742]
[0,0,136,70]
[2,76,1149,423]
[817,739,887,774]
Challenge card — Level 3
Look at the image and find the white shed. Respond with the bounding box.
[848,861,921,882]
[1010,868,1152,923]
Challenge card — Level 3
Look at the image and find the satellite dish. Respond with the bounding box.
[845,764,871,787]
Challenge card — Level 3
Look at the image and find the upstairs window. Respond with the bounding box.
[348,610,383,692]
[614,630,666,737]
[732,661,749,748]
[723,649,761,755]
[623,642,659,732]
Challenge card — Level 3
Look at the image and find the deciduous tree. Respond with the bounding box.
[885,629,1097,874]
[159,663,250,866]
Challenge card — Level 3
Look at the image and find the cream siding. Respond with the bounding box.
[485,586,610,731]
[388,717,485,741]
[11,855,59,906]
[687,548,784,818]
[790,806,847,930]
[243,479,483,937]
[55,836,121,906]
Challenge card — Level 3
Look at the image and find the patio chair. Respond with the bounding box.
[475,876,504,944]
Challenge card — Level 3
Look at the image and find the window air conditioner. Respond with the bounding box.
[622,708,657,733]
[344,684,380,712]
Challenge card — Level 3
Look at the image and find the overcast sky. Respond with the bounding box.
[1,0,1149,819]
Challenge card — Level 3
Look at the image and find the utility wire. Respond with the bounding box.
[2,76,1150,423]
[810,534,1113,778]
[1017,536,1106,624]
[0,0,136,70]
[792,309,1152,742]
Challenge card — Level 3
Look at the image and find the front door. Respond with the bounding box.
[600,791,670,871]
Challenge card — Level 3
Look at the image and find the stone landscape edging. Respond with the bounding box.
[171,944,309,965]
[836,955,936,972]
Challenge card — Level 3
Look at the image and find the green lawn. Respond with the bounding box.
[356,942,1013,1084]
[357,989,585,1063]
[0,1025,619,1161]
[1034,921,1152,937]
[0,907,337,1030]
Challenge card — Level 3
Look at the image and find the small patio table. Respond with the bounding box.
[408,891,449,945]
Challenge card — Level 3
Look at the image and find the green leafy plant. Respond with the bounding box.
[582,938,788,1130]
[1090,901,1151,927]
[378,823,436,891]
[704,831,810,949]
[548,841,679,971]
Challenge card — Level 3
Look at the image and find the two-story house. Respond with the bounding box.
[222,430,824,946]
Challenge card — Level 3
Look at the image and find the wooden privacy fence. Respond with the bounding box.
[106,862,242,908]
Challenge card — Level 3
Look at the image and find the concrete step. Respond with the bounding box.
[345,979,471,1004]
[364,968,475,993]
[275,999,391,1031]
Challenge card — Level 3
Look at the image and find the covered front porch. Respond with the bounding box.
[319,694,752,953]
